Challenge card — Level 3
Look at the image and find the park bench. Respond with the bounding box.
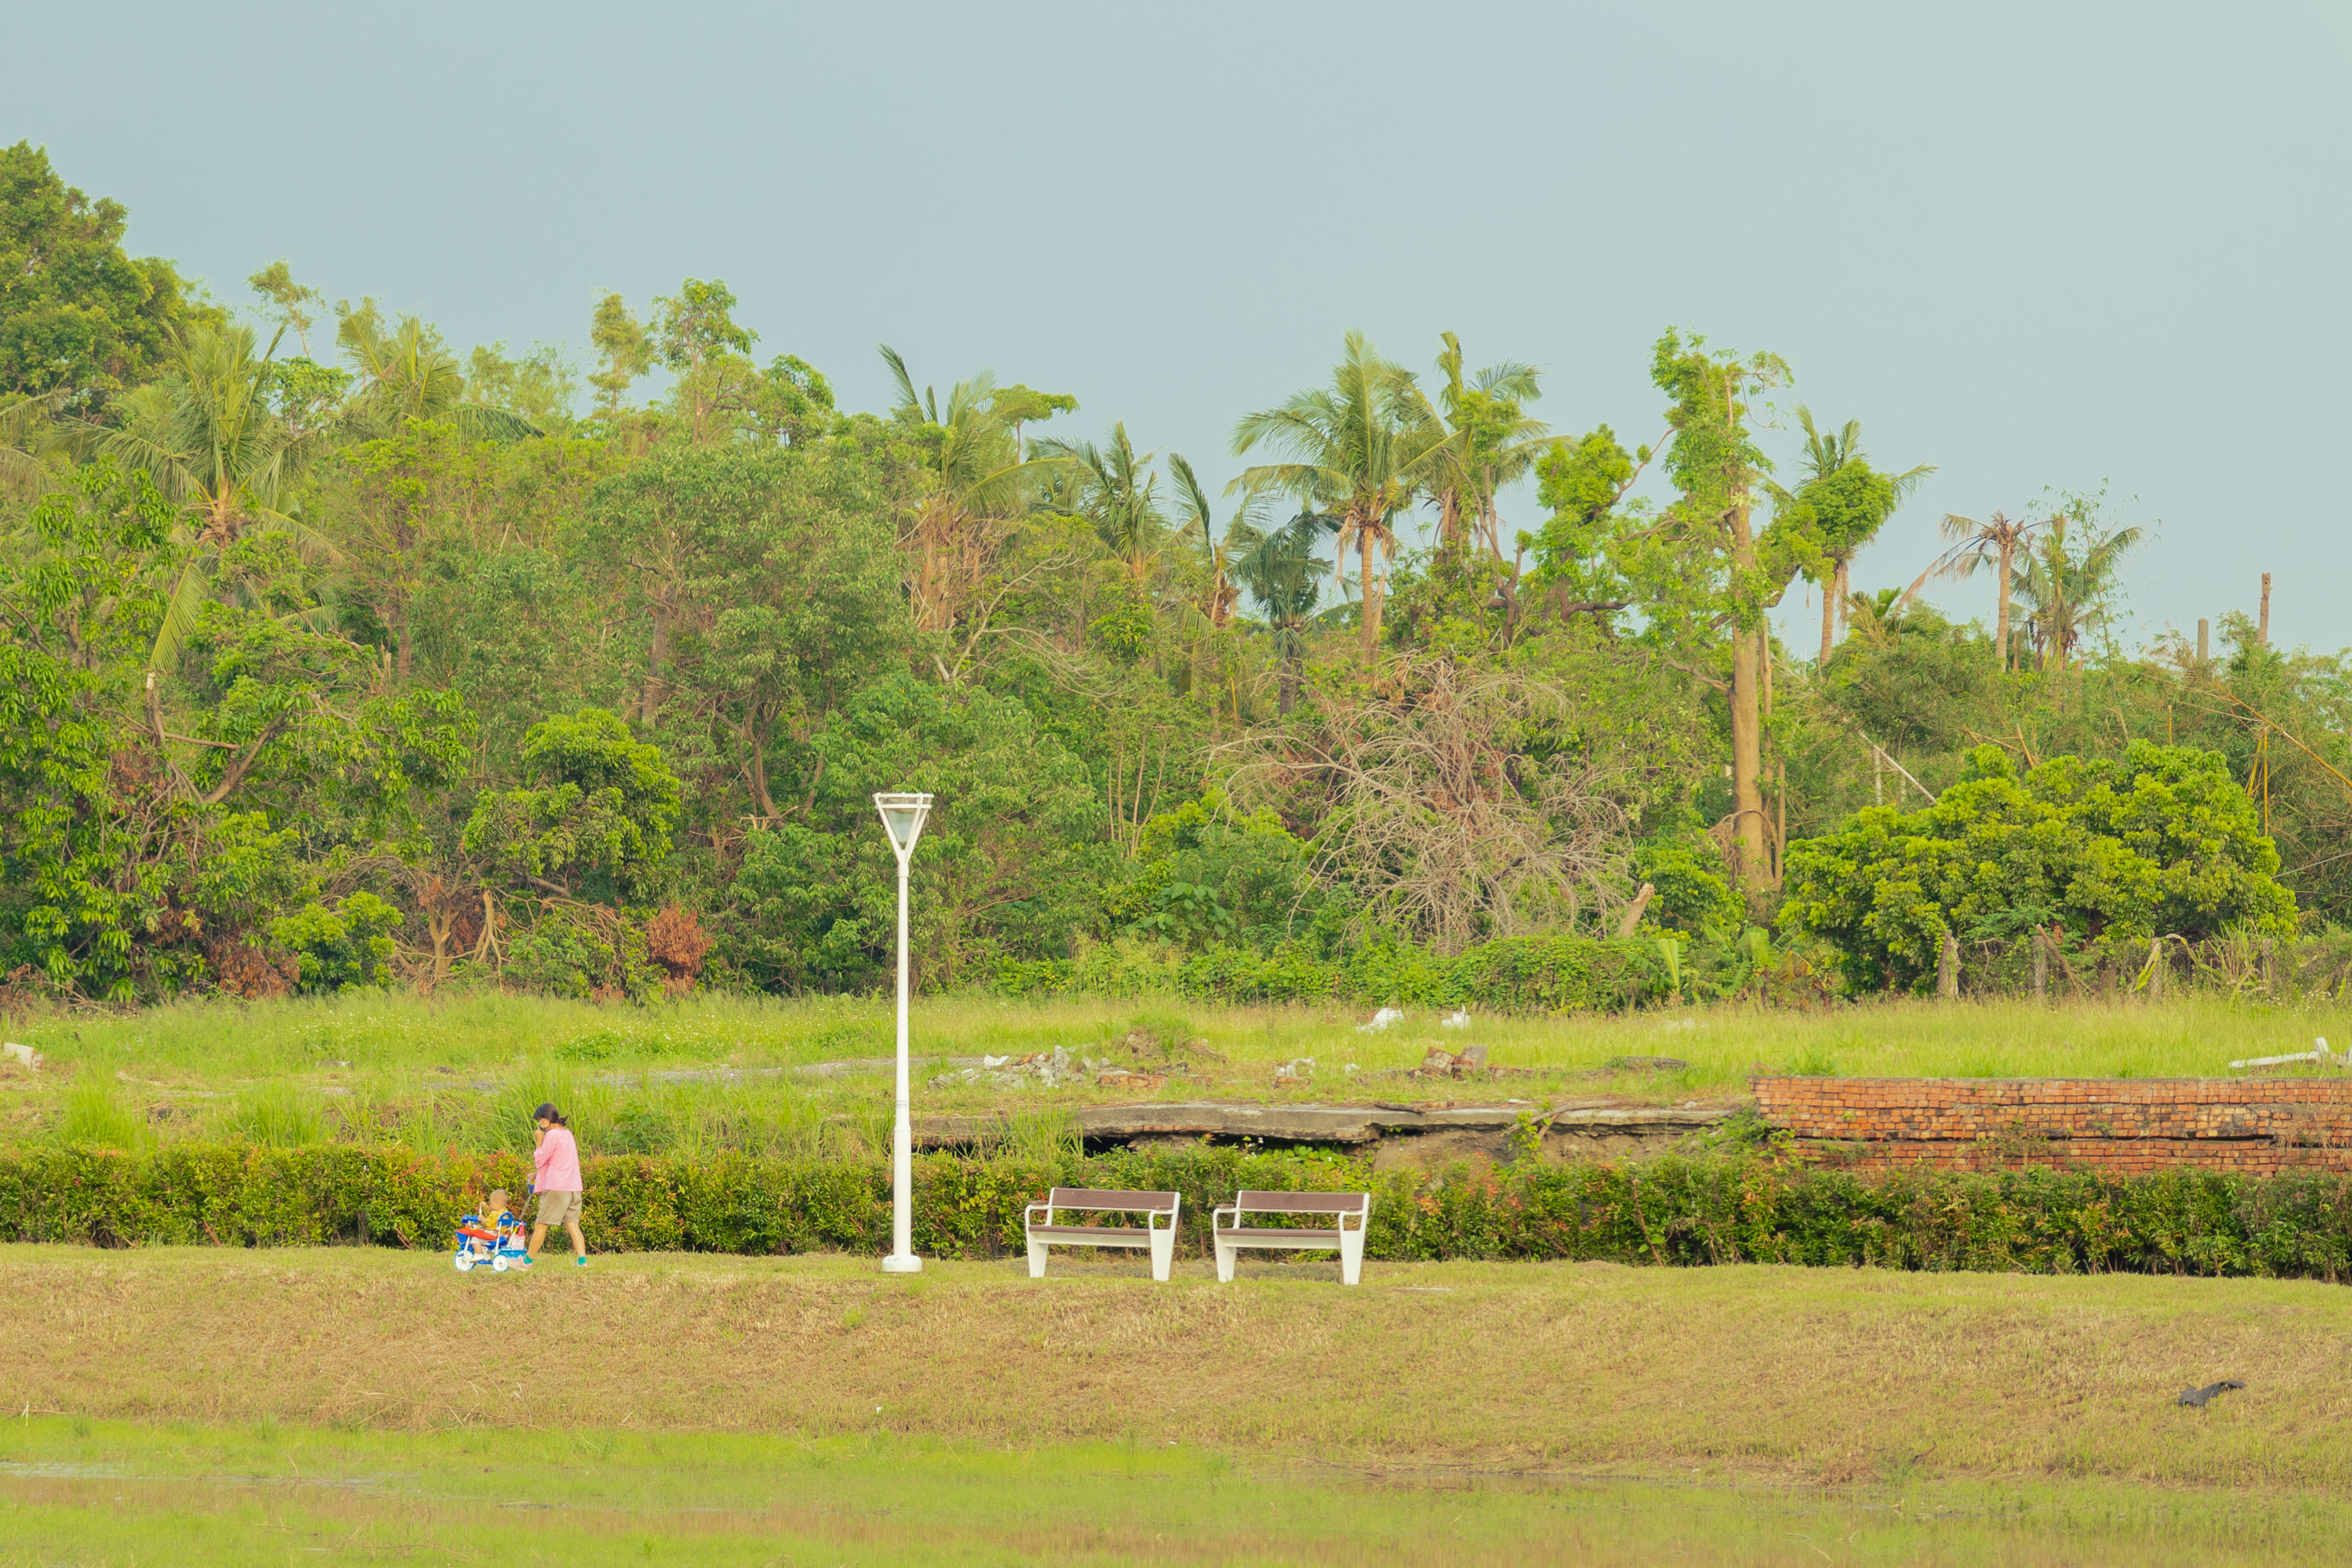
[1212,1190,1373,1285]
[1023,1188,1182,1281]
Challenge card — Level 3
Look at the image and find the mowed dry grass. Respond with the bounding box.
[4,1246,2348,1493]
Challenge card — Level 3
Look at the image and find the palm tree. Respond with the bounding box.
[1232,332,1445,665]
[2008,508,2143,675]
[1168,454,1241,629]
[101,322,330,670]
[1425,332,1549,560]
[1,386,88,504]
[878,345,1063,655]
[1232,508,1334,714]
[1777,408,1932,663]
[337,304,538,442]
[1032,423,1167,594]
[1900,510,2047,672]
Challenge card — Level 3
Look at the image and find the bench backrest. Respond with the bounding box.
[1047,1187,1180,1213]
[1233,1189,1370,1216]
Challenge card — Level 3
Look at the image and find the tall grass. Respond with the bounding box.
[55,1070,148,1152]
[5,990,2350,1158]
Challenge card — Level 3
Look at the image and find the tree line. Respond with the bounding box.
[0,141,2326,1006]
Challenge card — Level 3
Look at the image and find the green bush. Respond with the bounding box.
[1782,742,2297,993]
[4,1143,2348,1282]
[267,892,405,993]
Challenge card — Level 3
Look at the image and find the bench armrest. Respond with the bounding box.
[1023,1201,1054,1229]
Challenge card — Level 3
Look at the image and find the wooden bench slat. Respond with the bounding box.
[1047,1187,1180,1211]
[1217,1226,1346,1241]
[1229,1190,1369,1214]
[1030,1224,1162,1242]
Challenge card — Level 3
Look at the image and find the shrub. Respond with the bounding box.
[267,892,405,992]
[1782,743,2297,993]
[8,1144,2347,1283]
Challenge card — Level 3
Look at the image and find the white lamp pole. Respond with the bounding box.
[873,791,932,1275]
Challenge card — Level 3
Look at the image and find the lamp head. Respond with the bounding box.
[873,792,933,858]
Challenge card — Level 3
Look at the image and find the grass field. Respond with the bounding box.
[3,1248,2349,1564]
[3,1247,2344,1490]
[1,988,2346,1158]
[4,1419,2345,1566]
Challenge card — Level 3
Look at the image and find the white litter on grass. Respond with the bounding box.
[1273,1057,1315,1082]
[2230,1038,2341,1070]
[1658,1017,1701,1032]
[1356,1008,1405,1033]
[1441,1009,1471,1030]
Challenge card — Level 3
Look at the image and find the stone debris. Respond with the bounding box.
[1,1042,40,1070]
[1356,1008,1405,1033]
[1272,1057,1315,1086]
[929,1047,1089,1090]
[1606,1055,1691,1073]
[2230,1038,2341,1070]
[1413,1044,1511,1079]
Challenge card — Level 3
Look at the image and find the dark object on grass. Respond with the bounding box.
[1607,1055,1690,1072]
[2177,1380,2245,1408]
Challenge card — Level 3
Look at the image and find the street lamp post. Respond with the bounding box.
[873,791,932,1275]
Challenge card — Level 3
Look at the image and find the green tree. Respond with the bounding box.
[727,675,1108,990]
[462,707,682,903]
[101,322,330,670]
[1770,408,1932,665]
[879,345,1065,675]
[1600,330,1800,898]
[0,143,207,415]
[1232,332,1445,665]
[1782,742,2295,991]
[1424,332,1549,561]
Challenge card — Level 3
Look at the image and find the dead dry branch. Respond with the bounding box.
[1219,656,1631,954]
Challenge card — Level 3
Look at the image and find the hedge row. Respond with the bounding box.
[6,1143,2352,1281]
[998,932,1679,1010]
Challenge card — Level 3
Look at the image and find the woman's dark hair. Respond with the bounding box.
[533,1102,566,1126]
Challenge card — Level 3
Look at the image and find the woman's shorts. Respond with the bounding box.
[536,1190,582,1226]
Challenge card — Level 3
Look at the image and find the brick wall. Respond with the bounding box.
[1751,1075,2352,1175]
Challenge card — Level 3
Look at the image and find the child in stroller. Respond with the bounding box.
[452,1187,533,1272]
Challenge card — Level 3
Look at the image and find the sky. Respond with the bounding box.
[11,1,2350,652]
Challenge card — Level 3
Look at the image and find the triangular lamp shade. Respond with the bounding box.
[873,792,933,856]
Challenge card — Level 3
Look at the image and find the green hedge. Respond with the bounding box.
[5,1144,2352,1281]
[999,932,1679,1010]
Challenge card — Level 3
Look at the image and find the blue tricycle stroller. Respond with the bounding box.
[452,1190,533,1273]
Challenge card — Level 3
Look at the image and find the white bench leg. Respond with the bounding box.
[1150,1226,1175,1282]
[1027,1236,1049,1279]
[1214,1236,1237,1283]
[1339,1226,1365,1285]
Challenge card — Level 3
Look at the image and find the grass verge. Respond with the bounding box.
[1,1248,2345,1494]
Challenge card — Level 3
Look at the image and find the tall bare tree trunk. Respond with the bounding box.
[393,598,412,683]
[1819,562,1836,666]
[1995,536,2013,672]
[1728,501,1768,898]
[1359,526,1381,664]
[641,592,670,725]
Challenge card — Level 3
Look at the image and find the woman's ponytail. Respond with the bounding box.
[533,1102,567,1127]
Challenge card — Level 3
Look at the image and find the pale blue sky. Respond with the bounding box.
[11,1,2349,651]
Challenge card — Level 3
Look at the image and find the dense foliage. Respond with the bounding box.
[1783,743,2297,991]
[1,143,2337,1010]
[7,1142,2352,1281]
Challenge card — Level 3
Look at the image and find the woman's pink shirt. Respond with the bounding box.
[534,1126,582,1192]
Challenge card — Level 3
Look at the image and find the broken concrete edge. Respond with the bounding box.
[910,1099,1734,1148]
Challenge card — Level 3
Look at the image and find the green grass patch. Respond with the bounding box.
[0,1415,2341,1565]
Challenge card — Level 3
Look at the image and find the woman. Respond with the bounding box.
[526,1102,588,1268]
